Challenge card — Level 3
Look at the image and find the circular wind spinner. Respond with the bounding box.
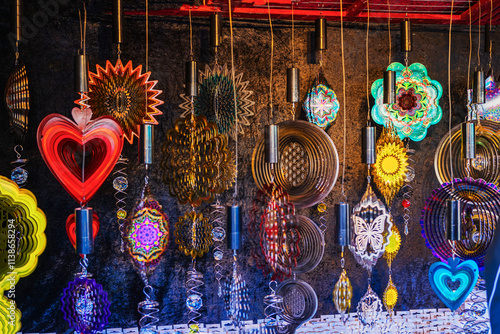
[420,178,500,269]
[252,120,339,209]
[160,114,234,207]
[174,211,213,259]
[179,63,255,140]
[371,62,443,141]
[87,59,163,144]
[372,126,409,207]
[349,182,393,271]
[303,70,339,130]
[434,120,500,186]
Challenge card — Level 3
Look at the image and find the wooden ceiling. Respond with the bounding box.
[123,0,499,25]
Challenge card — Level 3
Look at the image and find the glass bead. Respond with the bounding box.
[214,250,223,261]
[472,155,487,171]
[317,203,327,213]
[402,199,411,208]
[212,227,226,242]
[11,167,28,185]
[186,294,202,311]
[113,176,128,191]
[117,209,127,220]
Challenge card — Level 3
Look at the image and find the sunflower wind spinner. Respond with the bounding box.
[371,62,443,141]
[303,70,340,130]
[87,59,163,144]
[383,222,401,316]
[179,63,255,140]
[372,126,409,207]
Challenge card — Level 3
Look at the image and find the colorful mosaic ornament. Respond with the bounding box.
[0,176,46,290]
[60,276,111,334]
[303,71,340,130]
[333,269,353,317]
[478,76,500,122]
[371,62,443,141]
[175,211,213,259]
[0,291,21,334]
[420,178,500,269]
[372,127,408,206]
[161,114,233,207]
[88,59,163,144]
[125,195,169,269]
[429,257,479,312]
[179,63,254,140]
[349,182,393,271]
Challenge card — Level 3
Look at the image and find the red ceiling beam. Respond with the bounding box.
[346,0,367,19]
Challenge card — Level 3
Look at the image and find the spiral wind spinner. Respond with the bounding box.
[211,198,226,297]
[401,145,415,235]
[333,203,352,322]
[113,156,129,252]
[263,281,284,330]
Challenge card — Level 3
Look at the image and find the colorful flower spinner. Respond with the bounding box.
[88,59,163,144]
[371,62,443,141]
[125,195,169,267]
[179,64,255,140]
[479,75,500,122]
[60,276,111,334]
[303,72,339,130]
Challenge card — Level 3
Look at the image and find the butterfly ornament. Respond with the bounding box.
[349,182,393,271]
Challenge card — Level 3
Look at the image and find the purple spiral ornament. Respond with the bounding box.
[60,276,111,334]
[420,178,500,269]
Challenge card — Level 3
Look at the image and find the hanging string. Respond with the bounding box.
[448,0,455,190]
[340,0,347,200]
[467,0,472,92]
[228,0,239,200]
[477,1,481,69]
[366,0,371,121]
[146,0,148,72]
[387,0,391,64]
[291,1,295,65]
[489,0,493,69]
[78,4,87,55]
[267,0,274,121]
[189,9,193,59]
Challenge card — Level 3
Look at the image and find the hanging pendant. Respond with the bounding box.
[333,269,353,317]
[357,285,383,328]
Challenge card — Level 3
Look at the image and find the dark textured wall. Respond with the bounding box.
[1,1,499,332]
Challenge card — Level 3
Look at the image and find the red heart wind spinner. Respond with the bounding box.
[66,212,100,255]
[37,107,124,205]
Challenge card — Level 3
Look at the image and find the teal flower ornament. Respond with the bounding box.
[371,62,443,141]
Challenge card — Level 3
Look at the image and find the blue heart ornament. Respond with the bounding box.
[428,257,479,311]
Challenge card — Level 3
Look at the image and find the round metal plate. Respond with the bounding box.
[252,120,339,209]
[290,215,324,274]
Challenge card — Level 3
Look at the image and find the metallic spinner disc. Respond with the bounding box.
[276,279,318,326]
[287,215,325,275]
[252,120,339,209]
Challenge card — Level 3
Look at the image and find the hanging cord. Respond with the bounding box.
[291,2,295,65]
[366,0,371,122]
[448,0,455,190]
[146,0,148,72]
[477,1,481,70]
[387,0,391,64]
[228,0,239,200]
[189,9,193,59]
[78,4,87,55]
[340,0,347,201]
[267,0,274,121]
[467,0,472,93]
[489,0,492,69]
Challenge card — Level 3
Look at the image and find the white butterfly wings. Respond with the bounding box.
[353,215,387,252]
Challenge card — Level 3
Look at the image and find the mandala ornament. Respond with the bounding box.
[87,59,163,144]
[333,269,353,317]
[478,75,500,122]
[371,62,443,141]
[161,114,233,207]
[303,72,339,130]
[60,276,111,334]
[175,211,213,259]
[125,195,169,271]
[420,178,500,269]
[179,63,255,140]
[372,126,408,206]
[349,182,393,271]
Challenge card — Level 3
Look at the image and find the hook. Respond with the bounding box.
[14,145,23,159]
